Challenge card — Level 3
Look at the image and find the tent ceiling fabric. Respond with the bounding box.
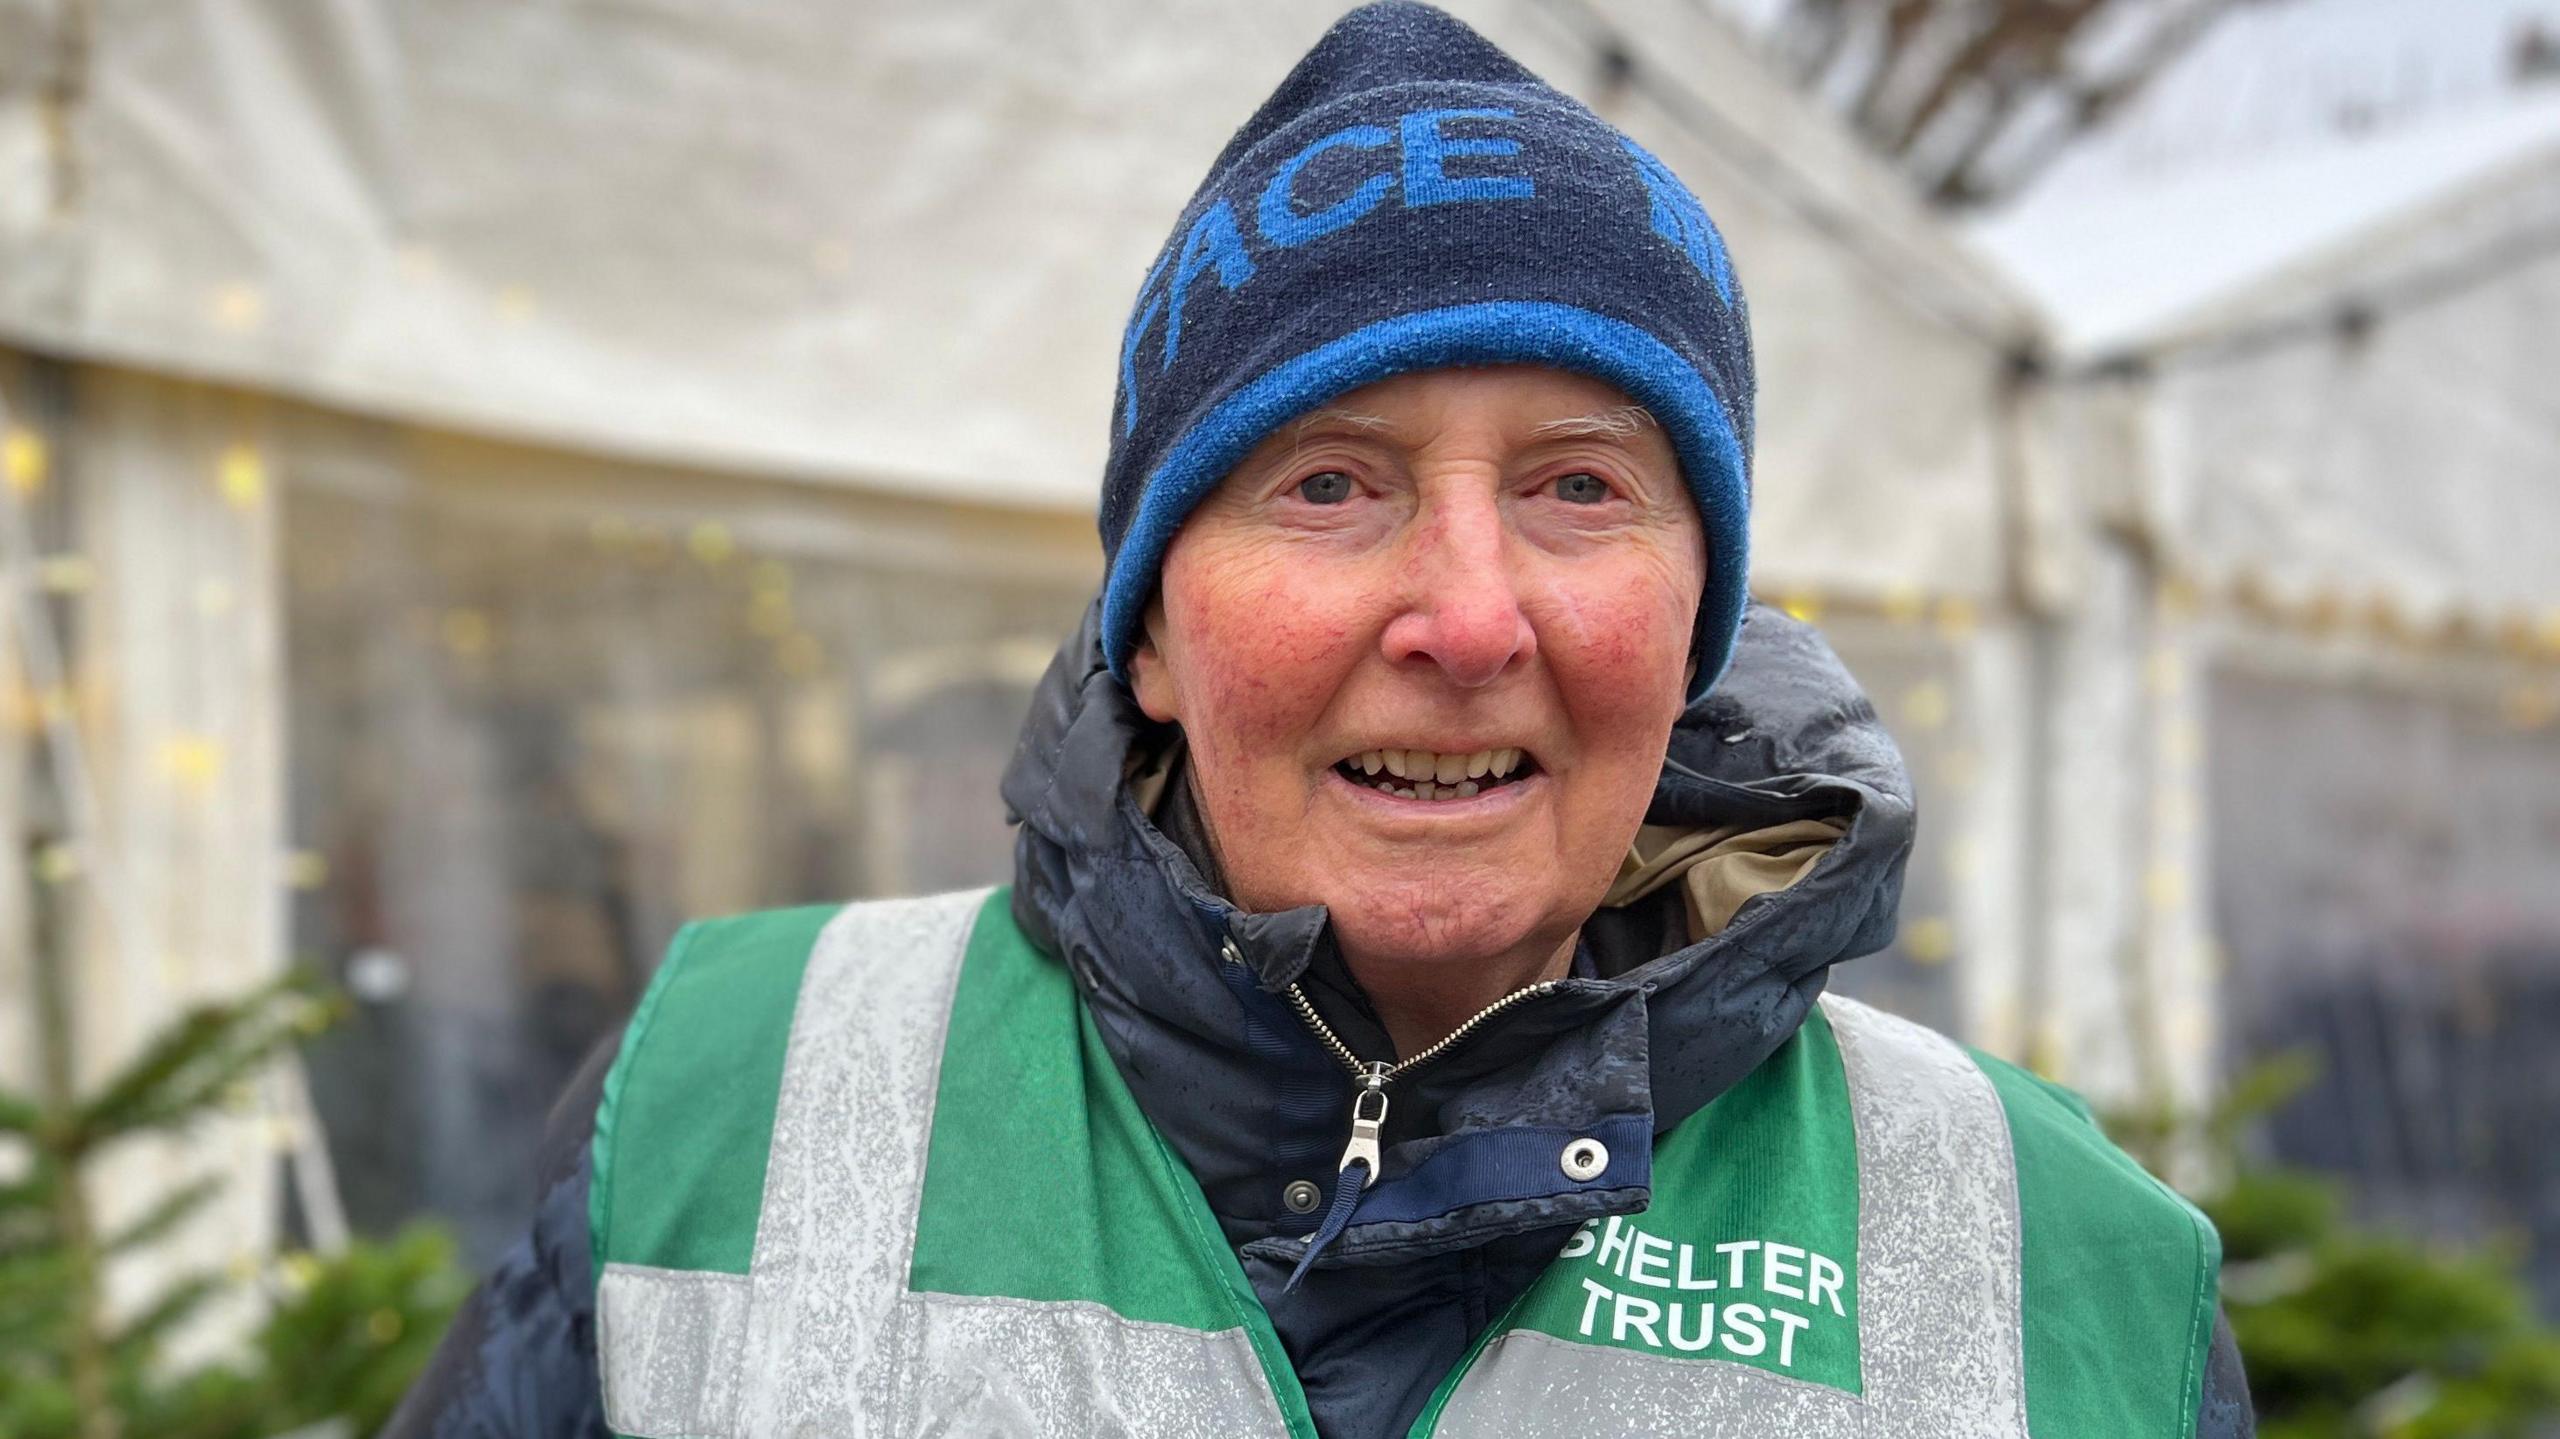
[0,0,2030,593]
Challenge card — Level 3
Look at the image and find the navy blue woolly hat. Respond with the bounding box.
[1098,0,1755,702]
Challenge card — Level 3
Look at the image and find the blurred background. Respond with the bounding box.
[3,0,2558,1433]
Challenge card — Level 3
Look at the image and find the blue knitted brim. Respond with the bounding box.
[1099,301,1750,704]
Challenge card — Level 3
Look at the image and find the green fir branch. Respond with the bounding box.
[105,1271,224,1367]
[0,1090,41,1134]
[73,980,337,1149]
[101,1174,224,1257]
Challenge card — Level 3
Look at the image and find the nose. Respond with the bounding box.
[1378,488,1536,688]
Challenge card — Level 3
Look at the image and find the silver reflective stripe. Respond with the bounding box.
[600,887,1292,1438]
[905,1292,1291,1435]
[1829,992,2029,1434]
[1433,994,2028,1438]
[601,889,980,1437]
[596,1264,752,1437]
[1441,1331,1863,1435]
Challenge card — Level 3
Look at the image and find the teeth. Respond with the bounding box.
[1342,748,1528,793]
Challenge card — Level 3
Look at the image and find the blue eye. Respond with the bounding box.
[1555,472,1612,504]
[1297,471,1355,504]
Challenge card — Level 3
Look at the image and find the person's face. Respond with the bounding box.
[1130,365,1705,977]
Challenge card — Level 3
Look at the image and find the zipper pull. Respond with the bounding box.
[1290,1062,1392,1293]
[1337,1062,1391,1190]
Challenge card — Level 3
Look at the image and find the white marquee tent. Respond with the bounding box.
[25,0,2543,1300]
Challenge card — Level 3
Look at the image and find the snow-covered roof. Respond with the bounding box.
[1968,91,2560,355]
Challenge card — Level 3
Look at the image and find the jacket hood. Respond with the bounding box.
[1000,597,1913,1267]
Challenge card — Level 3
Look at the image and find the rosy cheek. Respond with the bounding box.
[1172,597,1342,758]
[1545,584,1688,688]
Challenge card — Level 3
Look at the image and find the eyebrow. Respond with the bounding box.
[1529,405,1658,441]
[1279,402,1660,451]
[1291,407,1402,440]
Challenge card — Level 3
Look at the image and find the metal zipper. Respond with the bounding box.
[1224,936,1561,1191]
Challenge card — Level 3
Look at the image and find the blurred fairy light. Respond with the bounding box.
[159,734,225,796]
[34,841,80,883]
[277,1251,323,1295]
[210,283,265,332]
[1748,578,2560,667]
[2145,865,2188,910]
[37,553,91,593]
[687,520,735,565]
[2,426,45,495]
[345,946,410,1004]
[1902,915,1956,966]
[284,850,330,889]
[440,607,494,657]
[218,443,267,508]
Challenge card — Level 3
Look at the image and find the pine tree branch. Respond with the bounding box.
[102,1174,223,1257]
[0,1089,40,1133]
[72,979,336,1150]
[0,1164,61,1238]
[107,1271,224,1366]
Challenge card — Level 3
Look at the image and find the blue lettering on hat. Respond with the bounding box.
[1121,108,1547,434]
[1258,124,1397,248]
[1161,197,1258,372]
[1401,107,1535,207]
[1621,138,1734,305]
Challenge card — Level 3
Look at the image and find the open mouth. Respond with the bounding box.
[1332,746,1540,802]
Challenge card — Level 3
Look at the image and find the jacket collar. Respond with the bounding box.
[1000,599,1914,1266]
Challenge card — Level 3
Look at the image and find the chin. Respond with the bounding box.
[1322,876,1559,972]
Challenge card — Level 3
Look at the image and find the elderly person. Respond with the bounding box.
[389,4,2253,1436]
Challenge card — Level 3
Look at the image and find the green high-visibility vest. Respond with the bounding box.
[590,888,2222,1437]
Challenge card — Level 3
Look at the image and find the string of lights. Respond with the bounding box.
[0,370,351,1255]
